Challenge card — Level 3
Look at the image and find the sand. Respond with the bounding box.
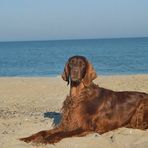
[0,75,148,148]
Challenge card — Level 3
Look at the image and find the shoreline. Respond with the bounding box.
[0,74,148,148]
[0,73,148,77]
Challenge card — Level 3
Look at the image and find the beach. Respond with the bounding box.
[0,75,148,148]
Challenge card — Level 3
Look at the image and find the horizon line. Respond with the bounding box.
[0,36,148,43]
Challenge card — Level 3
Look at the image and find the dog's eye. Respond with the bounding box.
[69,62,73,68]
[79,61,85,68]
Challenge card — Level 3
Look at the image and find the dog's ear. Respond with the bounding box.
[82,61,97,87]
[61,62,70,85]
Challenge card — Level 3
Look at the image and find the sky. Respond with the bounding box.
[0,0,148,41]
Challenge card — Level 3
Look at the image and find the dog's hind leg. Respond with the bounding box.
[130,100,148,129]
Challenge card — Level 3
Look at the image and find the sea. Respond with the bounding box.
[0,37,148,77]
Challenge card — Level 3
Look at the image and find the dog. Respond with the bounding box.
[20,55,148,144]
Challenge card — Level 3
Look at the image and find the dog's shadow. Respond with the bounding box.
[43,112,62,126]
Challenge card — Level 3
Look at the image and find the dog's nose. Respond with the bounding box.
[71,67,79,80]
[73,69,78,72]
[73,68,79,75]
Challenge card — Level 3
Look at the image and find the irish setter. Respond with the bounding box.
[20,55,148,144]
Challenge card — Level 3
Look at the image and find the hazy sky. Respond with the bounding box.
[0,0,148,41]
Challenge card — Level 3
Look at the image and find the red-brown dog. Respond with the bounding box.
[20,55,148,144]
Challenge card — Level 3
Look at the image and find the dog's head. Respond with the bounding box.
[62,55,97,86]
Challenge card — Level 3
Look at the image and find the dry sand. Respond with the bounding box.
[0,75,148,148]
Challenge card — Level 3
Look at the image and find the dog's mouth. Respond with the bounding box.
[70,77,81,84]
[71,80,81,86]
